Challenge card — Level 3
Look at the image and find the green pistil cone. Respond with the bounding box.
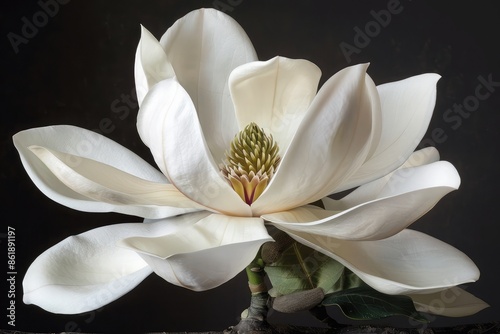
[221,123,280,205]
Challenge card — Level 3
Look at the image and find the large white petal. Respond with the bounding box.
[339,74,441,191]
[410,287,488,317]
[229,56,321,153]
[279,229,479,295]
[23,213,206,314]
[13,126,179,218]
[121,214,273,291]
[137,79,251,216]
[28,145,204,218]
[323,146,441,211]
[160,8,258,163]
[252,64,377,215]
[265,161,460,241]
[134,25,175,106]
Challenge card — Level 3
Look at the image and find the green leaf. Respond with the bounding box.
[264,242,344,297]
[328,268,365,294]
[322,287,428,322]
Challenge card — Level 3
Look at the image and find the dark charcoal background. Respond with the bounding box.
[1,0,499,332]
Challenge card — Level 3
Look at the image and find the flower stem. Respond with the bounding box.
[224,251,273,333]
[245,256,266,288]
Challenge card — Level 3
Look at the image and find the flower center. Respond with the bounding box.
[220,123,281,205]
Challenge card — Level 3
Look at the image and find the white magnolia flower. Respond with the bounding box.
[14,9,485,316]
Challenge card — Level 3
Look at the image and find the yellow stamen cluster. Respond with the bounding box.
[220,123,281,205]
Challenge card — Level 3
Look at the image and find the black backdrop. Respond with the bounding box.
[1,1,499,332]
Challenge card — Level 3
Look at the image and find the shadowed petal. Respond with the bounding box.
[410,287,489,317]
[279,229,479,295]
[121,214,272,290]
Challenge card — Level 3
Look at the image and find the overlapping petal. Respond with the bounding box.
[252,64,378,215]
[280,228,479,295]
[339,74,441,191]
[326,147,441,209]
[28,145,203,218]
[134,25,175,106]
[264,161,460,240]
[13,126,185,218]
[159,8,258,163]
[137,78,251,216]
[229,56,321,153]
[121,213,272,290]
